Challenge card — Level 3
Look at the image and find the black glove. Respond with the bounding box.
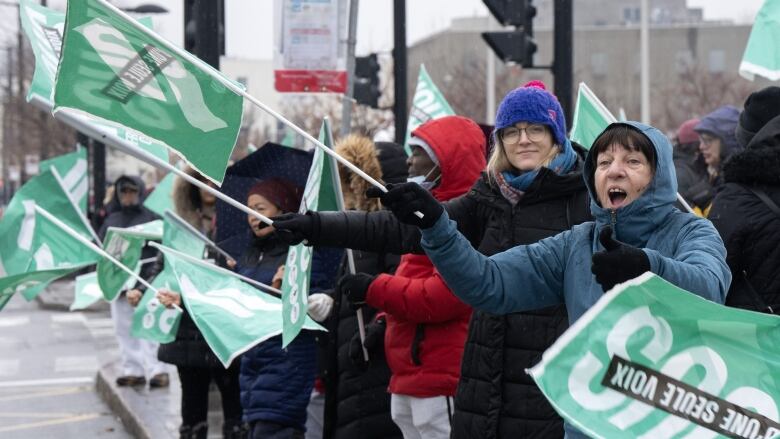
[348,317,386,365]
[337,273,377,310]
[366,183,444,229]
[271,212,319,246]
[591,226,650,292]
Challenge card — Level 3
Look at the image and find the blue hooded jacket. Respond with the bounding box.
[419,122,731,439]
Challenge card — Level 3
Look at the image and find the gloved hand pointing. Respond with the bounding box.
[365,183,444,229]
[591,226,650,292]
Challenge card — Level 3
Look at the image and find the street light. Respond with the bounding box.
[121,4,168,14]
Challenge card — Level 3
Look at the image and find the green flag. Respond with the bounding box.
[97,220,162,301]
[569,82,617,150]
[131,288,181,344]
[281,120,340,347]
[143,173,176,217]
[530,273,780,439]
[53,0,244,184]
[404,64,455,155]
[0,294,12,312]
[39,149,88,214]
[740,0,780,81]
[0,169,95,279]
[157,244,323,367]
[149,211,207,293]
[70,271,102,311]
[20,0,170,165]
[12,206,100,300]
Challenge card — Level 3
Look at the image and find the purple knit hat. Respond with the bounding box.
[494,80,568,147]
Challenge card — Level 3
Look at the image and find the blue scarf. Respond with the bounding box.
[500,139,577,192]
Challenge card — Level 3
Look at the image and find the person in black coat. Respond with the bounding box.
[305,135,405,439]
[710,86,780,313]
[273,81,593,438]
[132,168,245,439]
[99,175,170,389]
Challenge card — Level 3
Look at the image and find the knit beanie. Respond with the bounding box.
[736,86,780,147]
[676,118,700,145]
[247,177,302,213]
[494,80,568,147]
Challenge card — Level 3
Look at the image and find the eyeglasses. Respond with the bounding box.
[699,136,718,145]
[500,124,548,144]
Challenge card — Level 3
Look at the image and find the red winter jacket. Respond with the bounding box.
[365,116,486,397]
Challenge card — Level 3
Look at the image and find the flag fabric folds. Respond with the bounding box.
[739,0,780,81]
[157,244,323,367]
[142,173,176,217]
[530,272,780,439]
[39,148,89,215]
[97,220,162,301]
[281,120,341,347]
[568,82,617,150]
[70,271,103,311]
[53,0,244,183]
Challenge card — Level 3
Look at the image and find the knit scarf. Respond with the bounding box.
[500,138,577,193]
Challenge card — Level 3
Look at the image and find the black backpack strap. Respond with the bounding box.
[745,186,780,219]
[738,185,779,314]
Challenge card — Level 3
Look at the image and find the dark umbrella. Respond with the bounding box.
[215,142,342,292]
[215,142,313,256]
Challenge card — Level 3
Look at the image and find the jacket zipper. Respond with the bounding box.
[610,209,617,237]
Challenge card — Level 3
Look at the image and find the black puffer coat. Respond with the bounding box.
[709,116,780,312]
[309,151,591,439]
[321,137,406,439]
[321,249,401,439]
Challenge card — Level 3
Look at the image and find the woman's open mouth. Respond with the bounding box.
[608,188,628,207]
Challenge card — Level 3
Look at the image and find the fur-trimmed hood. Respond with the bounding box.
[723,115,780,186]
[335,134,384,212]
[173,167,210,228]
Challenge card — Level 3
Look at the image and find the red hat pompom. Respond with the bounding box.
[523,80,547,90]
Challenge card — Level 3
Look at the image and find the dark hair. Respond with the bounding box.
[590,124,657,172]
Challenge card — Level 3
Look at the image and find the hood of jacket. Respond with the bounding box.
[583,121,678,247]
[723,115,780,186]
[695,105,742,162]
[334,134,383,212]
[172,167,208,228]
[112,175,147,207]
[412,116,487,202]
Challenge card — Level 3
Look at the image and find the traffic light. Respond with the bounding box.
[184,0,225,68]
[353,54,381,109]
[482,0,537,66]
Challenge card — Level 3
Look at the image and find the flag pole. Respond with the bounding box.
[163,210,236,264]
[39,98,275,227]
[94,0,431,220]
[49,166,103,246]
[34,205,182,311]
[149,242,282,298]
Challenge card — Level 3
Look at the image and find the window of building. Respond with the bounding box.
[708,50,725,73]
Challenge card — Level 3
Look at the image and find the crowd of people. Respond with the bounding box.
[104,82,780,439]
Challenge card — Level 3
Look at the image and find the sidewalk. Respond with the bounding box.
[37,279,224,439]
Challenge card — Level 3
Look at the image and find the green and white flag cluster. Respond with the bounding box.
[39,148,88,215]
[131,288,181,344]
[20,0,171,164]
[569,82,617,150]
[52,0,244,183]
[404,65,455,155]
[530,273,780,439]
[157,244,323,367]
[97,220,162,301]
[0,170,97,300]
[740,0,780,81]
[281,120,340,347]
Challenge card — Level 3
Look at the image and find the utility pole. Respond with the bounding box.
[393,0,407,145]
[640,0,650,123]
[553,0,573,124]
[3,47,12,204]
[340,0,359,138]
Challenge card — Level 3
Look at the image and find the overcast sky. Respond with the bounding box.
[0,0,767,59]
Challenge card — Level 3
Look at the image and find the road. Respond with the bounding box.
[0,293,131,439]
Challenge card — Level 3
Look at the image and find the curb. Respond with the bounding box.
[96,362,176,439]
